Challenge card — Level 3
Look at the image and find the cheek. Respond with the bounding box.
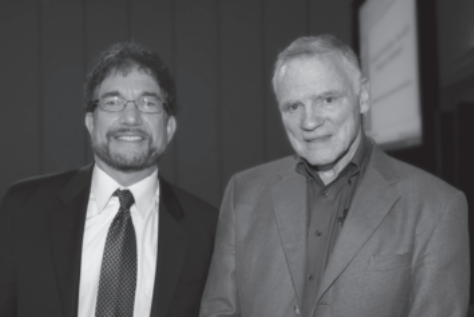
[92,114,115,134]
[148,118,168,142]
[282,117,301,136]
[335,114,359,146]
[96,123,111,141]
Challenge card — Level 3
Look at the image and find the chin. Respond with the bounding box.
[299,148,335,165]
[94,143,160,172]
[109,155,158,172]
[115,152,155,168]
[305,158,334,169]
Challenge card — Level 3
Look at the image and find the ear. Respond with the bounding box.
[359,78,370,114]
[85,112,94,135]
[166,115,177,143]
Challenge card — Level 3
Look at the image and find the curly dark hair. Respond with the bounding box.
[84,42,177,115]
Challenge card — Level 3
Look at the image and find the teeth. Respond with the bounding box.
[117,136,143,141]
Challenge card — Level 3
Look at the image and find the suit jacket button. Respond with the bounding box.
[294,305,300,315]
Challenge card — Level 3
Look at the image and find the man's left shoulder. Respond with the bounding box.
[391,157,458,195]
[369,149,467,231]
[374,148,462,201]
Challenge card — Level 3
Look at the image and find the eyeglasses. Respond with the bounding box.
[93,95,168,114]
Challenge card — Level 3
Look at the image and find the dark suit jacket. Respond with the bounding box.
[0,164,218,317]
[200,143,470,317]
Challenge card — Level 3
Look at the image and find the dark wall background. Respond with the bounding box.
[0,0,354,207]
[0,0,473,210]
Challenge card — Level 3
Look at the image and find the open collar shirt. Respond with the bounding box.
[78,164,160,317]
[297,135,372,316]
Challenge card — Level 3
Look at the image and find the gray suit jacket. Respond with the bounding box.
[199,144,469,317]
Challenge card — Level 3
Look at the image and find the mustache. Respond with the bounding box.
[107,128,149,139]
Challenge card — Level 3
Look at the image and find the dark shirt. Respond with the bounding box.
[297,135,372,317]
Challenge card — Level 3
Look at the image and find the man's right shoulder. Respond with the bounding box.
[5,168,84,200]
[0,168,88,217]
[231,155,297,189]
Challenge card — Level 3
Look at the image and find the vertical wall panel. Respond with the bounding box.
[219,0,265,193]
[85,0,130,64]
[84,0,130,162]
[42,1,86,174]
[0,0,358,203]
[0,2,41,196]
[309,0,353,45]
[437,0,474,72]
[175,0,219,206]
[263,0,309,162]
[131,0,177,183]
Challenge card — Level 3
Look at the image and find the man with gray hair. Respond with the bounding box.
[199,35,469,317]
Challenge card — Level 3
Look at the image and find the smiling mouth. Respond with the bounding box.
[109,128,148,142]
[115,135,145,142]
[305,135,331,143]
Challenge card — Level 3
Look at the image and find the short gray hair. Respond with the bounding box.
[272,34,362,93]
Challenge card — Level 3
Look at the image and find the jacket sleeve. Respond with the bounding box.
[199,176,241,317]
[407,190,470,317]
[0,188,18,317]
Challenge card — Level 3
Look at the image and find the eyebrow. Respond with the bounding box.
[99,90,163,99]
[280,89,346,107]
[140,92,163,99]
[310,90,345,102]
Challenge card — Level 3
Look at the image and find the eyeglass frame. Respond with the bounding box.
[91,94,170,114]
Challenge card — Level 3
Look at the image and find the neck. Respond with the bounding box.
[95,159,157,187]
[317,130,363,185]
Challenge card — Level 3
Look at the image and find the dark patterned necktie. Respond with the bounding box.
[95,189,137,317]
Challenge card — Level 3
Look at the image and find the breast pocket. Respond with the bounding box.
[367,253,412,271]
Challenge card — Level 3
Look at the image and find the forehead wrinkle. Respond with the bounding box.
[276,55,355,105]
[96,70,163,99]
[323,55,360,93]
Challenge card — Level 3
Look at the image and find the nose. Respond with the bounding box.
[300,104,323,131]
[119,101,143,125]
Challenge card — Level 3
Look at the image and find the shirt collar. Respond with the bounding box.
[348,132,371,173]
[90,164,160,218]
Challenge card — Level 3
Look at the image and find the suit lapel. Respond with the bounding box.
[150,178,191,317]
[315,147,400,304]
[49,164,93,317]
[271,168,307,305]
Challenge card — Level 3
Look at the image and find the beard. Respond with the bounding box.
[90,128,165,173]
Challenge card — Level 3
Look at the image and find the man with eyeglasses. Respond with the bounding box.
[0,42,218,317]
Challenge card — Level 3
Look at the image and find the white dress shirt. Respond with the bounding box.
[78,165,160,317]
